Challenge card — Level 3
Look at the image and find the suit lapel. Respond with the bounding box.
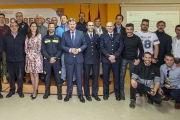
[74,30,78,46]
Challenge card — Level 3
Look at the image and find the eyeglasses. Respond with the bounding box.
[107,26,113,28]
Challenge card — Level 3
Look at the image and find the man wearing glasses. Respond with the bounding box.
[134,19,160,63]
[100,22,124,100]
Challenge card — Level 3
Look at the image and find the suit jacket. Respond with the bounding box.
[100,33,124,64]
[38,25,47,38]
[114,24,126,37]
[84,33,100,64]
[0,32,3,61]
[61,30,87,64]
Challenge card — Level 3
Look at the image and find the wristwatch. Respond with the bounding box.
[153,58,158,61]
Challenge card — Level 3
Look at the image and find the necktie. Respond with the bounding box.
[167,70,170,78]
[72,32,75,45]
[110,34,113,40]
[90,34,93,41]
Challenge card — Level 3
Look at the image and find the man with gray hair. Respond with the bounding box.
[61,18,87,103]
[100,22,124,101]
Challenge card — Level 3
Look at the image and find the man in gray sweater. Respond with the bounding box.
[159,54,180,109]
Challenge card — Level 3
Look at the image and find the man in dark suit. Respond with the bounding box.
[61,18,87,103]
[83,21,101,101]
[114,14,126,36]
[0,32,3,98]
[100,22,124,101]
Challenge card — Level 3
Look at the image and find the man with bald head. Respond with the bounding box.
[100,22,124,100]
[4,22,26,98]
[51,17,59,29]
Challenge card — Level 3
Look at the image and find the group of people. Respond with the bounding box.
[0,12,180,109]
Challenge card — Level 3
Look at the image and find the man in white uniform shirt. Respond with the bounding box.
[134,19,160,64]
[172,25,180,67]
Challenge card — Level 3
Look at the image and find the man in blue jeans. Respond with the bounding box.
[159,54,180,109]
[120,23,144,100]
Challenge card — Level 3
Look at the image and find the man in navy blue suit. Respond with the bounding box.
[61,18,87,103]
[100,22,124,101]
[83,21,101,101]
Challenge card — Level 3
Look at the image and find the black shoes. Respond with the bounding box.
[92,94,101,101]
[120,92,125,100]
[64,94,72,102]
[0,92,3,99]
[103,95,109,100]
[6,91,15,98]
[18,92,24,98]
[85,95,92,101]
[78,94,85,103]
[129,99,136,109]
[116,96,121,101]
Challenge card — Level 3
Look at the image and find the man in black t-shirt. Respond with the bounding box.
[120,23,144,100]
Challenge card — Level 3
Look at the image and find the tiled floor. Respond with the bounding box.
[0,70,179,120]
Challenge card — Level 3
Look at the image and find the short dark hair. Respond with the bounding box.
[142,19,149,23]
[48,22,55,28]
[79,12,85,17]
[94,17,101,22]
[175,24,180,30]
[0,13,5,17]
[126,23,134,28]
[165,54,174,59]
[115,14,124,20]
[143,52,152,57]
[86,21,94,26]
[61,15,68,19]
[156,21,166,26]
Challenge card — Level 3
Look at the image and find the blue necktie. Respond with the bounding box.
[90,34,93,41]
[110,34,113,40]
[72,32,75,45]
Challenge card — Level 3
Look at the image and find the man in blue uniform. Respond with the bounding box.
[41,23,62,100]
[100,22,124,101]
[83,21,101,101]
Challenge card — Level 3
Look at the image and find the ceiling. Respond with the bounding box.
[1,0,180,5]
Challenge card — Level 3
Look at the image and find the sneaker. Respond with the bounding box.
[129,99,136,109]
[73,81,77,86]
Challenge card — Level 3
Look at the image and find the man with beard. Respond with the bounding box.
[134,19,160,64]
[129,52,162,109]
[155,21,172,68]
[41,23,62,100]
[159,54,180,109]
[76,12,87,33]
[120,23,144,100]
[61,18,87,103]
[55,15,76,85]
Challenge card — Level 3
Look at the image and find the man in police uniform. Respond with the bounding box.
[83,21,101,101]
[41,23,62,100]
[100,22,124,100]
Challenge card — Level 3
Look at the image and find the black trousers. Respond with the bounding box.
[102,63,120,96]
[162,87,180,103]
[130,83,162,104]
[6,61,24,93]
[0,60,1,92]
[84,63,99,96]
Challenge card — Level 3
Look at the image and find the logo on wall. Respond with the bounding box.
[56,8,64,18]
